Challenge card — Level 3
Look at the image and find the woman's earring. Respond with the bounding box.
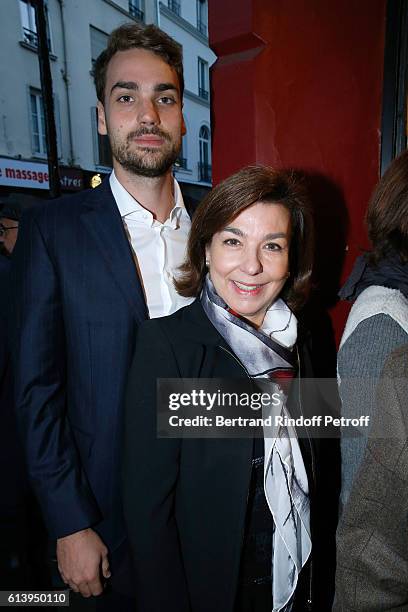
[205,259,210,267]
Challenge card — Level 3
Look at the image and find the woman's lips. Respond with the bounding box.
[230,280,263,295]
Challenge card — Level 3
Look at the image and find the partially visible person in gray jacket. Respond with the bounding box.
[334,344,408,610]
[337,149,408,512]
[334,150,408,610]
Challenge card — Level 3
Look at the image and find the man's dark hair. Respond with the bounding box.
[94,22,184,103]
[366,149,408,263]
[175,165,314,313]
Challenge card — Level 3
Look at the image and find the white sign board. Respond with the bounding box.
[0,158,49,189]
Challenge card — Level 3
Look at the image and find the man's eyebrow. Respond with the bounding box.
[154,83,179,93]
[110,81,179,96]
[110,81,138,94]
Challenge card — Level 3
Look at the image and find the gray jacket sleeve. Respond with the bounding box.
[338,314,407,509]
[334,346,408,611]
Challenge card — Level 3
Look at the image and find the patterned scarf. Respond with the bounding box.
[201,276,311,612]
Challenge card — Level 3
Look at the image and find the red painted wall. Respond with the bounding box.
[209,0,387,344]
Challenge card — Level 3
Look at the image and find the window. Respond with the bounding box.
[19,0,36,45]
[175,135,188,170]
[30,90,47,156]
[198,125,211,183]
[196,0,208,37]
[20,0,51,51]
[168,0,181,16]
[19,0,52,50]
[90,26,108,69]
[198,58,209,100]
[380,0,408,173]
[129,0,144,21]
[93,108,112,168]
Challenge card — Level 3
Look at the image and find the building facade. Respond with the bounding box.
[0,0,215,205]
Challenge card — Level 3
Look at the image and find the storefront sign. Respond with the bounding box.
[0,158,83,191]
[59,166,83,191]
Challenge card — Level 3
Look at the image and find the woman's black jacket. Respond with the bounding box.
[122,299,338,612]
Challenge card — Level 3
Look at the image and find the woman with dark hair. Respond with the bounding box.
[337,149,408,511]
[122,166,330,612]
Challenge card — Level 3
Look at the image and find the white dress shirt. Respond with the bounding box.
[110,170,194,318]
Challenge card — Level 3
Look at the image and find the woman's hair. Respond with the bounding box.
[94,22,184,103]
[366,149,408,263]
[176,165,314,312]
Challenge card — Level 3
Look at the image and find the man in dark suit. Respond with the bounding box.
[12,22,194,609]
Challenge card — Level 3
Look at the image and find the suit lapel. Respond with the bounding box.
[80,178,148,323]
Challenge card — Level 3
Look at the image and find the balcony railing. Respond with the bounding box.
[168,0,181,16]
[129,4,144,21]
[22,26,52,51]
[197,20,208,36]
[174,157,188,170]
[23,27,38,46]
[198,87,209,101]
[198,162,212,183]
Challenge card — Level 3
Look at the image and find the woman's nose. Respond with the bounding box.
[239,248,263,275]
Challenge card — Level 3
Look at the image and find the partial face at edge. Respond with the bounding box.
[205,202,291,327]
[97,48,185,178]
[0,217,19,255]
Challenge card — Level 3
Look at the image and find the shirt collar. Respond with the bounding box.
[109,169,188,228]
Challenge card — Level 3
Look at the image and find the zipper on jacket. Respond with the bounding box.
[296,345,314,610]
[295,346,317,486]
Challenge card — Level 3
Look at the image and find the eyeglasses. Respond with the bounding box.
[0,223,19,238]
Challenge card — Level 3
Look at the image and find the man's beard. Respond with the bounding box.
[109,127,181,178]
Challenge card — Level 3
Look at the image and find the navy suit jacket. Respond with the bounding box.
[0,253,29,515]
[11,179,149,552]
